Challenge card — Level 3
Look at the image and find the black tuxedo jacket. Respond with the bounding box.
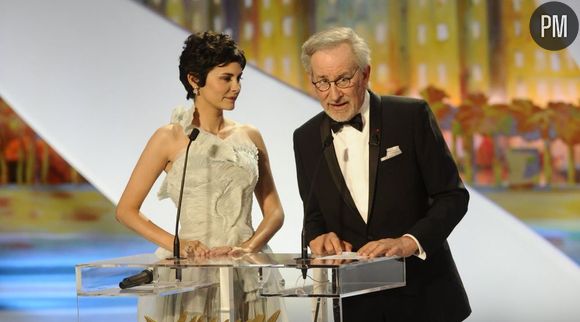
[293,92,471,321]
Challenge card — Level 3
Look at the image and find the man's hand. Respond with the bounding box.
[309,232,352,255]
[357,236,418,258]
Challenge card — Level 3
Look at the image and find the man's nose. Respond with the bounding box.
[328,83,343,100]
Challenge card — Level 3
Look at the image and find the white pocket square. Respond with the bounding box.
[380,145,402,161]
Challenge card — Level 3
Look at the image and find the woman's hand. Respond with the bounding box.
[182,240,210,257]
[209,246,233,257]
[196,240,260,258]
[228,240,258,256]
[228,246,253,257]
[200,244,256,258]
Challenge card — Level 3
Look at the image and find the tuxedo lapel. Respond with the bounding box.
[319,117,360,217]
[367,92,382,224]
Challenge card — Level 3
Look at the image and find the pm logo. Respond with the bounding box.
[530,1,578,51]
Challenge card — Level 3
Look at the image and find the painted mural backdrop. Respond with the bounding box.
[0,97,147,315]
[0,0,578,318]
[141,0,580,187]
[0,97,124,234]
[0,0,577,259]
[138,0,580,260]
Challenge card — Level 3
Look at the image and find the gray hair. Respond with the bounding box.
[301,26,371,73]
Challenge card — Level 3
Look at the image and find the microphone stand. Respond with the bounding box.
[170,128,200,281]
[298,135,334,280]
[295,134,333,322]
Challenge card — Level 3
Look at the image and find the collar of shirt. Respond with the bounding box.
[331,91,370,139]
[331,91,371,222]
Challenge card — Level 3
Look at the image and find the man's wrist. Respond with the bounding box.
[401,235,418,254]
[402,234,427,259]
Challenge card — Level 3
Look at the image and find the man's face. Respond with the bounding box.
[310,43,370,122]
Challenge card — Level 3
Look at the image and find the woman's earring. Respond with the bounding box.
[193,87,200,96]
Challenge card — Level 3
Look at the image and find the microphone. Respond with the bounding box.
[171,128,200,281]
[299,134,334,280]
[119,269,153,289]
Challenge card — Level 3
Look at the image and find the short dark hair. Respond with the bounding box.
[179,31,246,100]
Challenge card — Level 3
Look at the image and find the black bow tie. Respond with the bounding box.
[330,113,363,133]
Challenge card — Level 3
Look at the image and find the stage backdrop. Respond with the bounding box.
[0,0,579,321]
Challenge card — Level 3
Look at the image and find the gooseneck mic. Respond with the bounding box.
[172,128,200,281]
[119,269,153,289]
[299,134,334,280]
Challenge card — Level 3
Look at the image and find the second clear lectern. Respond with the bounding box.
[76,253,405,322]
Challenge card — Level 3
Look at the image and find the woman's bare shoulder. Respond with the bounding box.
[148,123,188,153]
[234,122,265,149]
[154,123,186,139]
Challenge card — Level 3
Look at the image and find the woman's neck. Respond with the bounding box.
[192,103,225,135]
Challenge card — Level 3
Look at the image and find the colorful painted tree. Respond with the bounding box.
[511,99,556,186]
[420,86,458,158]
[0,98,11,183]
[478,103,513,186]
[455,93,486,183]
[0,97,83,185]
[551,101,580,184]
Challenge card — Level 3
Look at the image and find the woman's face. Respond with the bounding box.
[191,62,243,111]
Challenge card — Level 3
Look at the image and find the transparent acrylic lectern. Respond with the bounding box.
[76,253,405,322]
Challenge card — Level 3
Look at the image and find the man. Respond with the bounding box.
[293,27,471,322]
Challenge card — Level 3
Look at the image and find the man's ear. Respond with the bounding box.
[362,65,371,83]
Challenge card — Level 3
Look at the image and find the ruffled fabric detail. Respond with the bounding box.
[156,106,260,249]
[169,105,195,136]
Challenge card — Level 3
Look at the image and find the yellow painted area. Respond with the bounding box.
[482,188,580,220]
[0,186,129,234]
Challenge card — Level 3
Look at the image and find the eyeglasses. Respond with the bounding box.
[312,68,359,91]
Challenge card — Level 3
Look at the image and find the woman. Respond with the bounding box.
[116,31,285,322]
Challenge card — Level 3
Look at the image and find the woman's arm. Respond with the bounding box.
[240,125,284,252]
[115,125,183,254]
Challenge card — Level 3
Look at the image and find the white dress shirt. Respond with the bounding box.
[332,93,371,223]
[331,92,426,259]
